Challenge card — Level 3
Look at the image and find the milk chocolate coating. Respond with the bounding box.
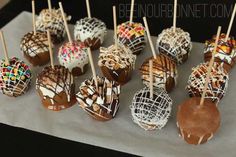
[20,31,50,66]
[76,76,120,121]
[36,65,76,111]
[177,97,220,145]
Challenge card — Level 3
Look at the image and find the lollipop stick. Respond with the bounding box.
[86,0,91,18]
[199,26,221,107]
[113,6,118,50]
[225,3,236,42]
[149,60,153,99]
[59,2,72,43]
[173,0,177,32]
[32,0,36,35]
[0,30,9,65]
[47,30,54,69]
[87,48,98,89]
[143,17,157,59]
[48,0,52,12]
[129,0,135,24]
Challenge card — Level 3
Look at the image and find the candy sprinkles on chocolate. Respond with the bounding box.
[0,57,32,97]
[117,22,146,55]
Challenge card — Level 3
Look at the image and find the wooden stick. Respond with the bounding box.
[173,0,177,32]
[113,6,118,50]
[32,0,36,35]
[59,2,72,43]
[199,26,221,107]
[47,30,54,69]
[86,0,91,18]
[0,30,9,65]
[143,17,157,59]
[225,3,236,42]
[47,0,52,12]
[149,60,153,99]
[129,0,135,24]
[87,48,98,89]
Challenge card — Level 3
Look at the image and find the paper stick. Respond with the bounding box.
[143,17,157,59]
[199,26,221,107]
[0,30,9,65]
[86,0,91,18]
[149,60,153,99]
[113,6,118,50]
[173,0,177,32]
[129,0,135,24]
[47,30,54,69]
[87,48,98,89]
[59,2,72,43]
[48,0,52,12]
[225,3,236,42]
[32,0,36,35]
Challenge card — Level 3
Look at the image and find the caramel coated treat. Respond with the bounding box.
[177,97,220,145]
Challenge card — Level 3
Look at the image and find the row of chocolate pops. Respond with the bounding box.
[0,0,235,146]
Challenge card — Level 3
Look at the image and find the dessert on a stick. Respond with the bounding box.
[58,2,89,77]
[76,48,121,121]
[74,0,107,50]
[98,6,136,85]
[21,0,51,66]
[0,30,32,97]
[140,17,178,93]
[36,0,71,44]
[131,60,172,130]
[177,27,222,145]
[117,0,146,55]
[156,0,192,64]
[204,4,236,73]
[36,30,76,111]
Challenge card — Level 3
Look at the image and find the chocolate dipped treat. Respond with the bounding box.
[177,97,220,145]
[20,31,51,66]
[76,76,120,121]
[186,62,229,104]
[140,54,178,93]
[36,65,76,111]
[117,22,146,55]
[156,27,192,64]
[36,8,71,44]
[0,57,32,97]
[131,87,172,131]
[74,17,107,50]
[58,41,88,76]
[98,44,136,85]
[204,33,236,73]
